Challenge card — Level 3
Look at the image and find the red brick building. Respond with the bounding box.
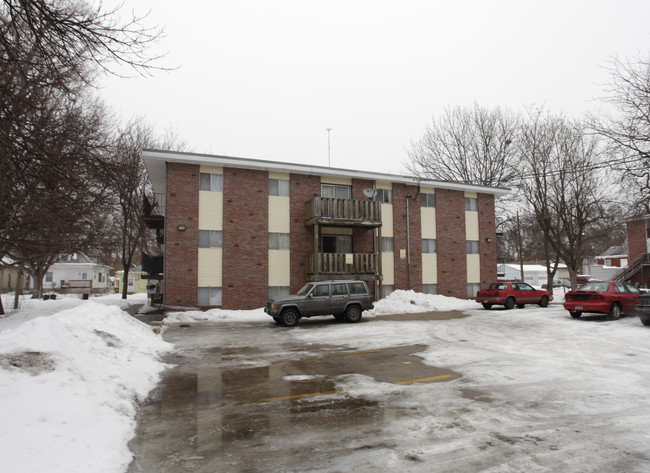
[142,150,509,310]
[617,215,650,288]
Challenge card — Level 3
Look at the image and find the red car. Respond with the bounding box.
[476,282,553,310]
[563,280,642,320]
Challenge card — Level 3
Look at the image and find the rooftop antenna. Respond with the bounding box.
[326,128,332,167]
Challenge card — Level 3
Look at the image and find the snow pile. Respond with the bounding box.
[0,300,173,473]
[164,307,267,325]
[366,290,477,315]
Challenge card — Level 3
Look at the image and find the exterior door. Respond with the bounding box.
[304,283,330,316]
[330,283,349,314]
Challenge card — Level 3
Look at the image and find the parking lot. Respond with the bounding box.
[128,305,650,473]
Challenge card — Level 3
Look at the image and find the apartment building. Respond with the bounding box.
[142,150,509,310]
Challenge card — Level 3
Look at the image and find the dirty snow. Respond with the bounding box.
[0,293,172,473]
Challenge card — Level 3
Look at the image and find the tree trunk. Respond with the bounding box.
[121,265,130,299]
[14,269,24,310]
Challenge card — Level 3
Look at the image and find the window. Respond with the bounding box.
[269,286,290,300]
[81,272,88,280]
[466,240,479,254]
[198,287,222,305]
[199,230,223,248]
[381,237,394,252]
[421,193,436,208]
[465,197,478,211]
[331,283,348,296]
[422,284,438,295]
[348,282,368,295]
[269,179,290,196]
[382,285,394,298]
[467,283,480,298]
[269,233,290,250]
[321,184,351,200]
[423,239,437,253]
[314,284,330,297]
[45,272,53,282]
[322,235,352,253]
[376,189,393,204]
[200,173,224,191]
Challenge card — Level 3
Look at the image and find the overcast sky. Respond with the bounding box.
[99,0,650,175]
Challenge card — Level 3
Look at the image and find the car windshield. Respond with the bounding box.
[297,283,314,296]
[579,281,610,292]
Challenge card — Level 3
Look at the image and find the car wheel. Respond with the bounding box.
[516,304,525,309]
[345,305,362,323]
[482,303,492,309]
[539,295,549,308]
[640,314,650,326]
[504,297,515,310]
[280,309,300,327]
[608,303,622,320]
[569,311,582,318]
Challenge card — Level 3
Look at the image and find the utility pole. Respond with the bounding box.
[517,211,525,282]
[326,128,332,167]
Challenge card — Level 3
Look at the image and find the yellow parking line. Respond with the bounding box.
[305,349,381,360]
[265,389,344,402]
[394,374,453,385]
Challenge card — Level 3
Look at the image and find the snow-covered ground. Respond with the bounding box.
[2,289,649,472]
[0,293,172,473]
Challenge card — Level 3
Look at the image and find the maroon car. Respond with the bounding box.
[563,280,642,320]
[476,282,553,310]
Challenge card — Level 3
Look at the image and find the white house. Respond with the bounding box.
[43,253,113,294]
[498,263,567,287]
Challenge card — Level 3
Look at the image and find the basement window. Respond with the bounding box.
[198,287,222,306]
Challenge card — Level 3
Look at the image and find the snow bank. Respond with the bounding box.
[0,300,173,473]
[366,290,477,315]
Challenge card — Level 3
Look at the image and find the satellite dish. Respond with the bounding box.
[363,188,377,199]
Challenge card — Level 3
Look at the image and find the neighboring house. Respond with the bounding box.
[43,253,113,294]
[497,263,567,287]
[612,216,650,288]
[0,258,31,293]
[142,149,509,310]
[115,266,149,295]
[594,245,628,268]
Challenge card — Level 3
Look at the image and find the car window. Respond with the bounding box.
[348,282,367,295]
[614,282,628,294]
[331,284,348,296]
[489,283,508,290]
[581,282,610,292]
[313,285,330,297]
[625,283,641,294]
[518,283,534,291]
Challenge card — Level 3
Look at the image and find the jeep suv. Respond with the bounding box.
[265,280,374,327]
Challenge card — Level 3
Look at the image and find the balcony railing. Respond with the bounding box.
[305,197,382,227]
[308,253,378,275]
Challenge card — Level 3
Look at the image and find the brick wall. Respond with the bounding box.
[222,168,269,309]
[478,193,497,289]
[436,189,467,298]
[289,174,320,292]
[165,163,199,307]
[627,218,647,262]
[392,184,422,291]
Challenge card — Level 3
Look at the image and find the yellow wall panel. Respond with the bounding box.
[381,253,394,285]
[269,195,290,233]
[465,211,479,241]
[467,254,481,283]
[381,203,393,237]
[268,250,290,286]
[421,207,437,238]
[321,176,351,185]
[422,253,438,284]
[199,190,223,230]
[198,248,222,286]
[199,165,223,174]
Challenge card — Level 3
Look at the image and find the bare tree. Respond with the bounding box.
[519,113,613,288]
[406,103,520,187]
[593,55,650,214]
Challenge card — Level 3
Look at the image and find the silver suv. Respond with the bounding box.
[265,280,374,327]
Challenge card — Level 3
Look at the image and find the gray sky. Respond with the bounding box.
[100,0,650,174]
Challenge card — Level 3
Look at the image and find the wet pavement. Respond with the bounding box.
[127,312,466,472]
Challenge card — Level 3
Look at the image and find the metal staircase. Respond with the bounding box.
[610,253,650,281]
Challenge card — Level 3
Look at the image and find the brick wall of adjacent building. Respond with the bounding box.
[289,174,321,293]
[478,193,497,289]
[222,168,269,309]
[627,218,648,262]
[436,189,467,298]
[165,163,200,307]
[392,184,422,291]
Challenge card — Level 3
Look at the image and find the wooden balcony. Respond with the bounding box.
[307,253,378,276]
[305,197,382,227]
